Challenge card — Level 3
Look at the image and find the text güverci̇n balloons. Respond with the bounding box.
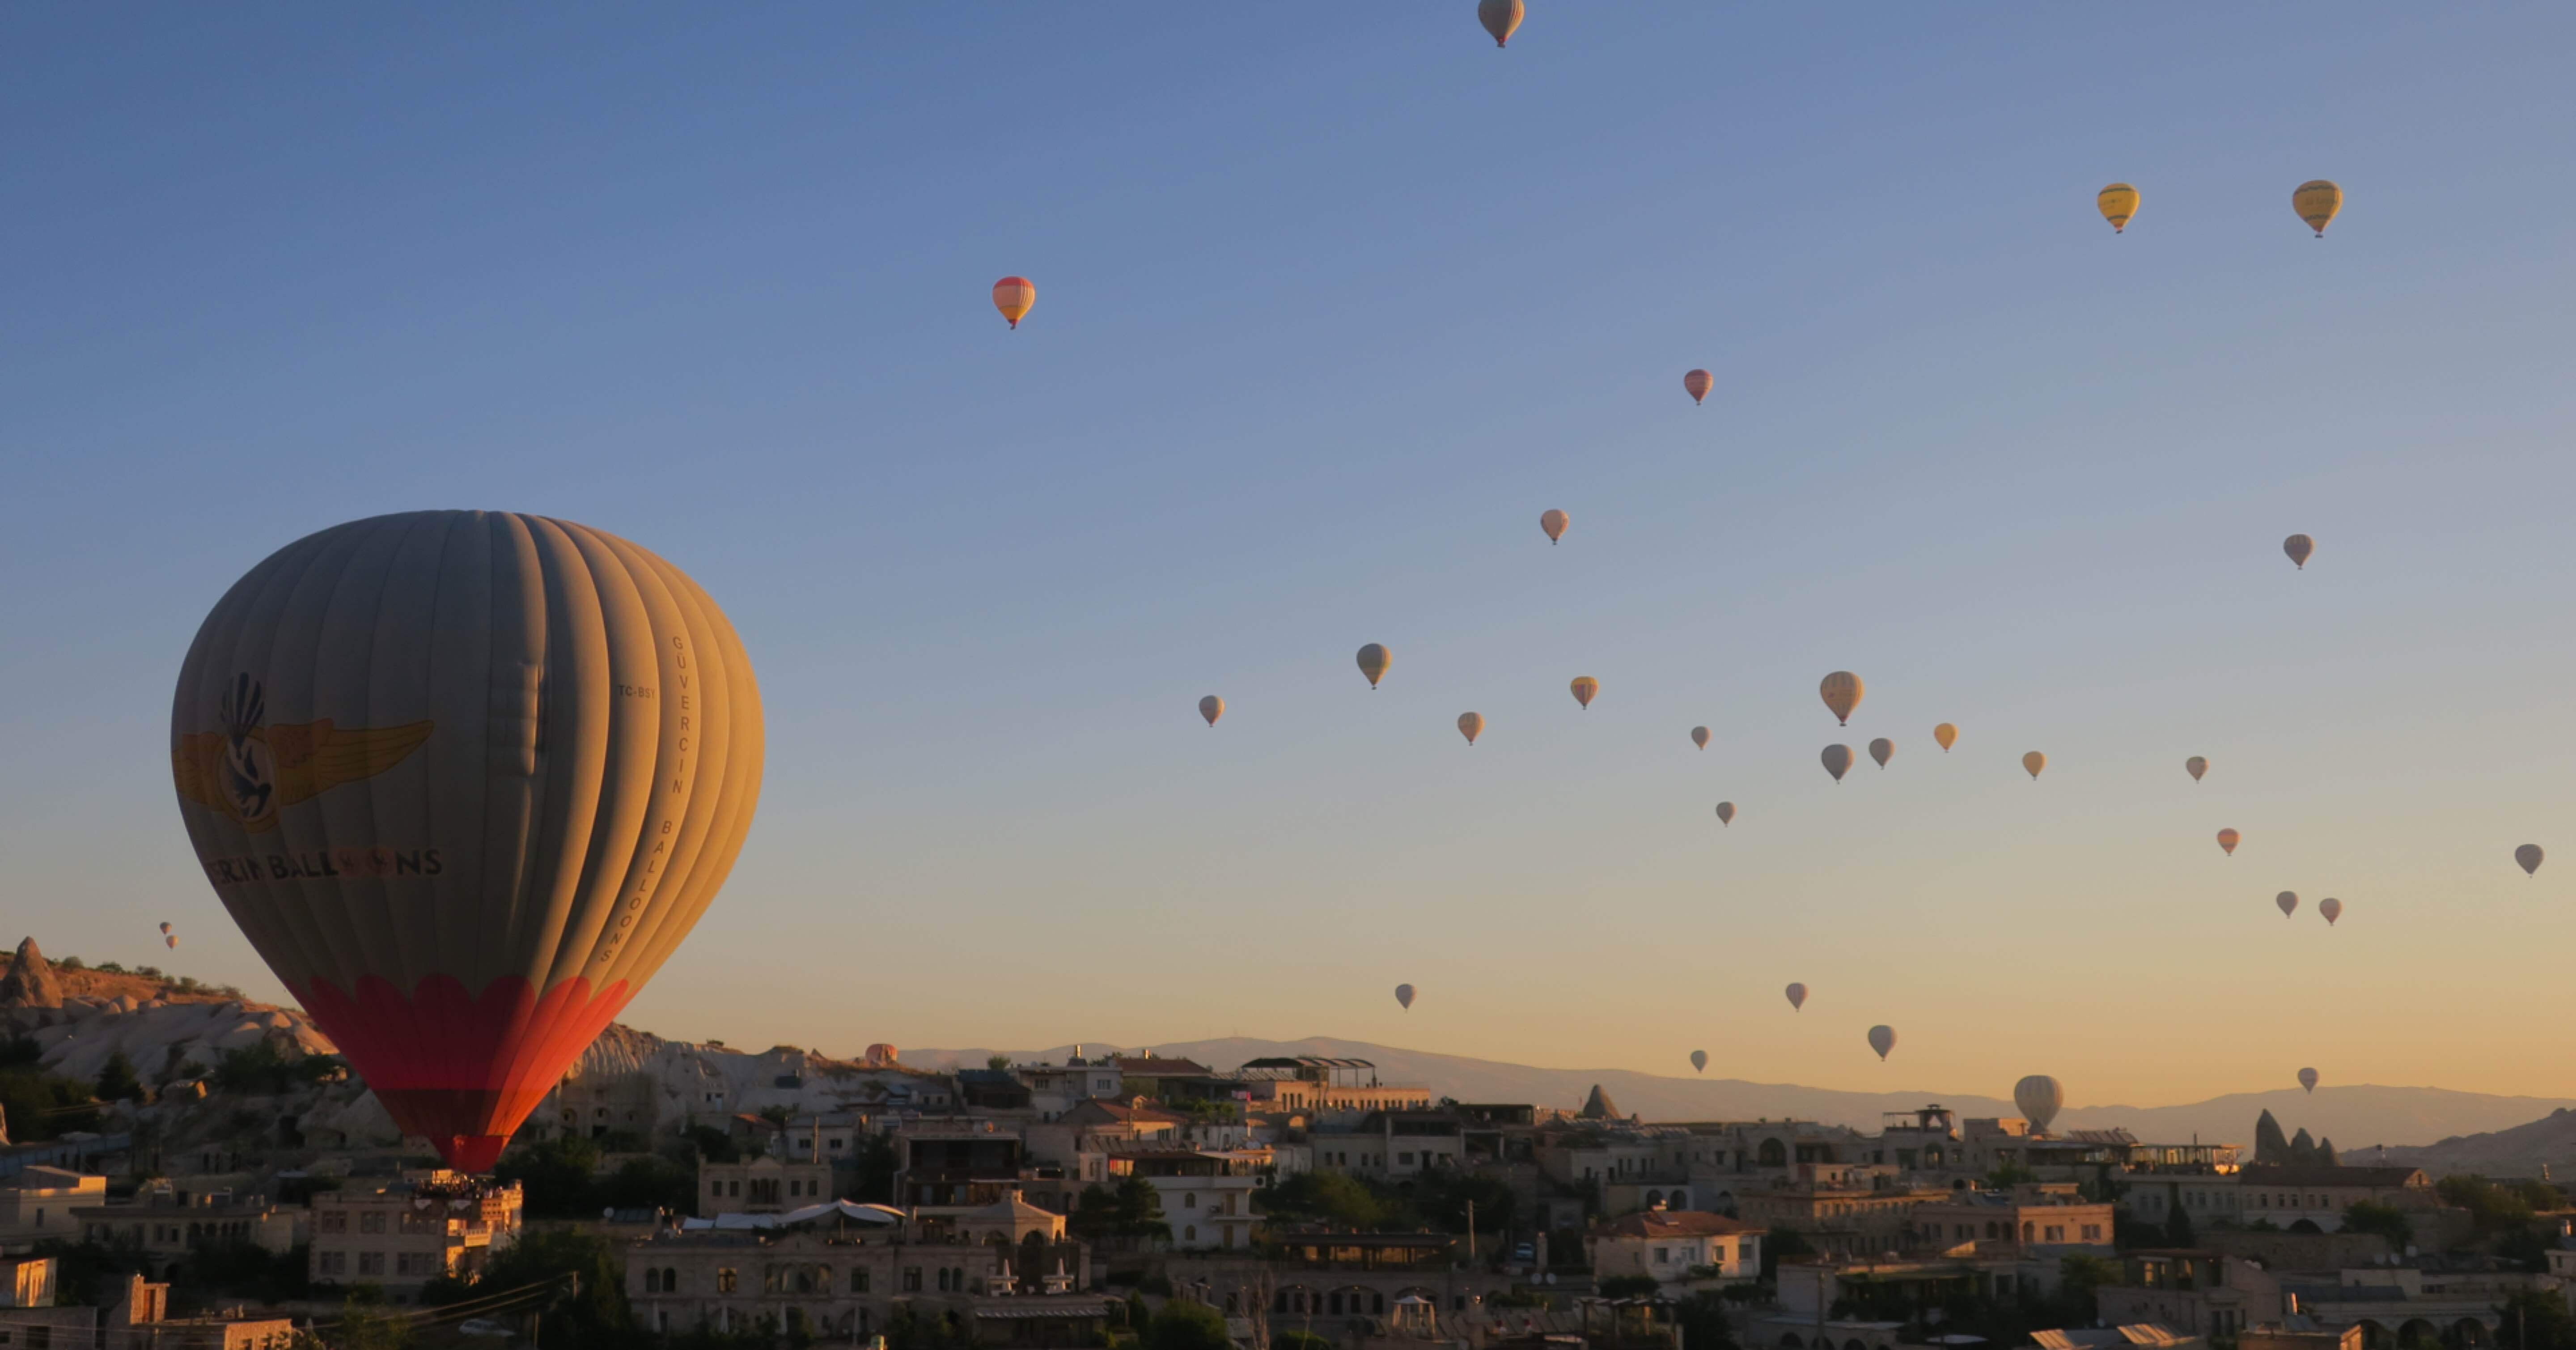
[2013,1074,2064,1133]
[170,511,764,1173]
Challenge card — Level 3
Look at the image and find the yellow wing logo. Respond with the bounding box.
[173,675,432,834]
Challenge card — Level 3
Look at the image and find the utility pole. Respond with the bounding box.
[1468,1199,1477,1263]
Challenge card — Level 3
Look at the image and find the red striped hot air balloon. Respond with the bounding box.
[1683,369,1713,405]
[992,276,1036,329]
[169,512,765,1173]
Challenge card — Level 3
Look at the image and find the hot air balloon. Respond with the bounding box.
[2284,534,2315,570]
[1477,0,1523,48]
[1819,672,1863,725]
[2276,891,2299,917]
[2022,751,2046,780]
[169,511,765,1175]
[1395,983,1417,1010]
[2319,896,2343,925]
[864,1043,898,1066]
[1821,744,1853,782]
[1458,712,1485,746]
[991,276,1036,329]
[1784,983,1807,1010]
[2097,183,2140,233]
[1868,738,1894,769]
[1357,644,1391,689]
[2292,181,2342,237]
[1199,696,1224,727]
[2517,845,2544,876]
[1933,723,1957,752]
[158,922,173,935]
[1540,509,1569,545]
[1683,369,1713,405]
[1691,726,1710,750]
[1570,676,1598,710]
[2186,756,2208,782]
[1714,801,1735,826]
[2217,828,2241,857]
[2298,1067,2319,1094]
[2013,1074,2064,1134]
[1867,1025,1896,1061]
[165,934,179,950]
[1690,1049,1708,1074]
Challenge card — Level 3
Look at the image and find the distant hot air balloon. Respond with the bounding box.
[158,922,173,935]
[1683,369,1713,405]
[1357,644,1392,689]
[1540,509,1569,545]
[2022,751,2046,780]
[2097,183,2140,234]
[1821,744,1853,782]
[991,276,1036,329]
[1933,723,1957,752]
[1868,738,1894,769]
[1458,711,1485,746]
[2517,845,2544,876]
[2186,756,2208,782]
[170,511,765,1175]
[864,1043,899,1066]
[1819,672,1863,725]
[2284,534,2315,570]
[2298,1066,2319,1094]
[2013,1074,2064,1133]
[1690,1049,1708,1074]
[2217,828,2241,857]
[2319,896,2343,925]
[1477,0,1524,48]
[1784,982,1807,1010]
[2276,891,2299,918]
[1867,1025,1897,1061]
[1691,726,1711,750]
[1570,676,1598,710]
[1395,983,1417,1010]
[165,934,179,950]
[1715,801,1735,826]
[1199,695,1224,727]
[2292,181,2342,237]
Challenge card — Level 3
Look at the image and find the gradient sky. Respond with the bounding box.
[8,5,2576,1108]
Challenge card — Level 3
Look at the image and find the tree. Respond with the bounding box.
[684,1123,741,1164]
[850,1132,899,1204]
[2499,1287,2576,1350]
[2341,1201,2411,1247]
[1759,1227,1813,1284]
[2439,1176,2546,1235]
[1255,1172,1385,1229]
[495,1134,603,1218]
[988,1054,1013,1071]
[2162,1206,2197,1249]
[1673,1292,1741,1350]
[1987,1163,2038,1188]
[597,1155,695,1216]
[465,1228,631,1347]
[1415,1170,1516,1235]
[2058,1254,2120,1306]
[1597,1275,1661,1299]
[95,1052,144,1103]
[302,1296,412,1349]
[1143,1301,1233,1350]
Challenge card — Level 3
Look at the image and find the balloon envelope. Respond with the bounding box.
[2284,534,2315,569]
[2319,897,2343,925]
[1784,982,1807,1010]
[1690,726,1710,750]
[1867,1025,1896,1060]
[1198,695,1224,727]
[1457,712,1484,745]
[2517,844,2544,876]
[2097,183,2140,233]
[1821,744,1853,782]
[1868,738,1894,768]
[1540,509,1569,544]
[1933,723,1957,752]
[1819,672,1863,725]
[991,276,1036,328]
[2022,751,2046,779]
[1570,676,1598,709]
[2013,1074,2064,1133]
[1356,644,1392,688]
[1715,801,1735,826]
[1477,0,1523,47]
[1683,369,1713,404]
[165,935,179,949]
[2277,891,2299,917]
[2186,756,2208,782]
[170,511,764,1174]
[2298,1066,2320,1093]
[2292,180,2342,236]
[1690,1049,1708,1074]
[158,922,173,934]
[1394,983,1416,1010]
[2217,828,2240,856]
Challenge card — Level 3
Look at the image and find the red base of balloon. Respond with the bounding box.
[301,972,632,1174]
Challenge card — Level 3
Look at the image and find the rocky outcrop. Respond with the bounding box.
[2254,1109,2291,1163]
[0,937,64,1008]
[1579,1083,1622,1120]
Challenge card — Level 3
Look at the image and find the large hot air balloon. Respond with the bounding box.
[1540,509,1569,545]
[1933,723,1957,752]
[2517,845,2544,876]
[1689,1049,1708,1074]
[1714,801,1735,826]
[170,511,764,1174]
[2298,1066,2319,1094]
[1867,1025,1896,1061]
[1199,696,1224,727]
[2319,896,2343,925]
[2013,1074,2064,1134]
[1868,738,1894,769]
[2217,828,2241,857]
[2097,183,2140,234]
[1458,712,1485,746]
[1683,369,1713,405]
[1357,644,1391,689]
[1821,744,1853,782]
[991,276,1036,329]
[1570,676,1598,710]
[1784,982,1806,1010]
[2186,756,2208,782]
[1690,726,1710,751]
[2022,751,2046,780]
[1394,983,1417,1010]
[2283,534,2314,570]
[2292,181,2342,237]
[1477,0,1524,48]
[1819,672,1863,725]
[2276,891,2299,918]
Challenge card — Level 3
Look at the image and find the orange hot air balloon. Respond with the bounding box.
[1477,0,1524,48]
[2217,828,2241,857]
[2318,896,2342,925]
[1683,369,1713,405]
[1821,744,1853,782]
[170,512,764,1174]
[1690,726,1710,750]
[1819,671,1863,725]
[1570,676,1598,710]
[1784,982,1806,1010]
[1199,696,1224,727]
[2283,534,2314,570]
[991,276,1036,329]
[1457,711,1485,745]
[1933,723,1957,752]
[1540,509,1569,544]
[2021,751,2046,780]
[864,1043,898,1066]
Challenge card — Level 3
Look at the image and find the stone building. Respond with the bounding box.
[309,1171,521,1300]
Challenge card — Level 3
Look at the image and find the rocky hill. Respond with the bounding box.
[2,936,335,1090]
[2377,1108,2576,1180]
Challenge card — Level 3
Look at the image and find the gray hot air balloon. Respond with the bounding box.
[1867,1025,1897,1061]
[2276,891,2299,918]
[2284,534,2315,570]
[1868,737,1894,769]
[2013,1074,2064,1134]
[1356,644,1392,689]
[2517,845,2544,876]
[1691,726,1710,751]
[1821,744,1853,782]
[1198,695,1224,727]
[169,511,765,1174]
[2298,1066,2319,1094]
[2318,896,2343,925]
[1689,1049,1708,1074]
[1784,982,1806,1010]
[1394,983,1416,1010]
[1715,802,1735,826]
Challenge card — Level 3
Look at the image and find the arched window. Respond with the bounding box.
[1185,1194,1196,1210]
[1186,1226,1197,1243]
[2021,1222,2034,1242]
[646,1269,661,1293]
[664,1268,678,1292]
[1373,1294,1386,1314]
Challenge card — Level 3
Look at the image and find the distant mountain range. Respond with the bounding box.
[904,1035,2576,1153]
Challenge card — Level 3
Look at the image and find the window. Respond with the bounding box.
[1184,1193,1197,1210]
[717,1268,739,1294]
[357,1252,385,1277]
[358,1212,387,1235]
[647,1269,662,1294]
[2082,1225,2102,1241]
[1185,1227,1197,1243]
[937,1269,952,1292]
[852,1268,870,1293]
[318,1252,347,1275]
[904,1268,922,1292]
[319,1212,349,1234]
[1399,1152,1415,1166]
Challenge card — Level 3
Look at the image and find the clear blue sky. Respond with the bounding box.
[8,4,2576,1104]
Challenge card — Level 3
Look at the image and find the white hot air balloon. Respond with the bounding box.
[2013,1074,2064,1135]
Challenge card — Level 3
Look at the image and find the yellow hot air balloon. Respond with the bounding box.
[1540,509,1569,545]
[2216,828,2241,856]
[1821,744,1853,782]
[2186,756,2208,782]
[2292,180,2342,237]
[2097,183,2140,233]
[1683,369,1713,405]
[2284,534,2314,570]
[1457,711,1485,746]
[2517,844,2544,876]
[1477,0,1524,48]
[1569,676,1598,710]
[1690,726,1710,751]
[1356,644,1391,689]
[1715,801,1735,826]
[1819,671,1863,725]
[1868,737,1894,769]
[1933,722,1957,752]
[1199,695,1224,727]
[2022,751,2046,780]
[991,276,1036,329]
